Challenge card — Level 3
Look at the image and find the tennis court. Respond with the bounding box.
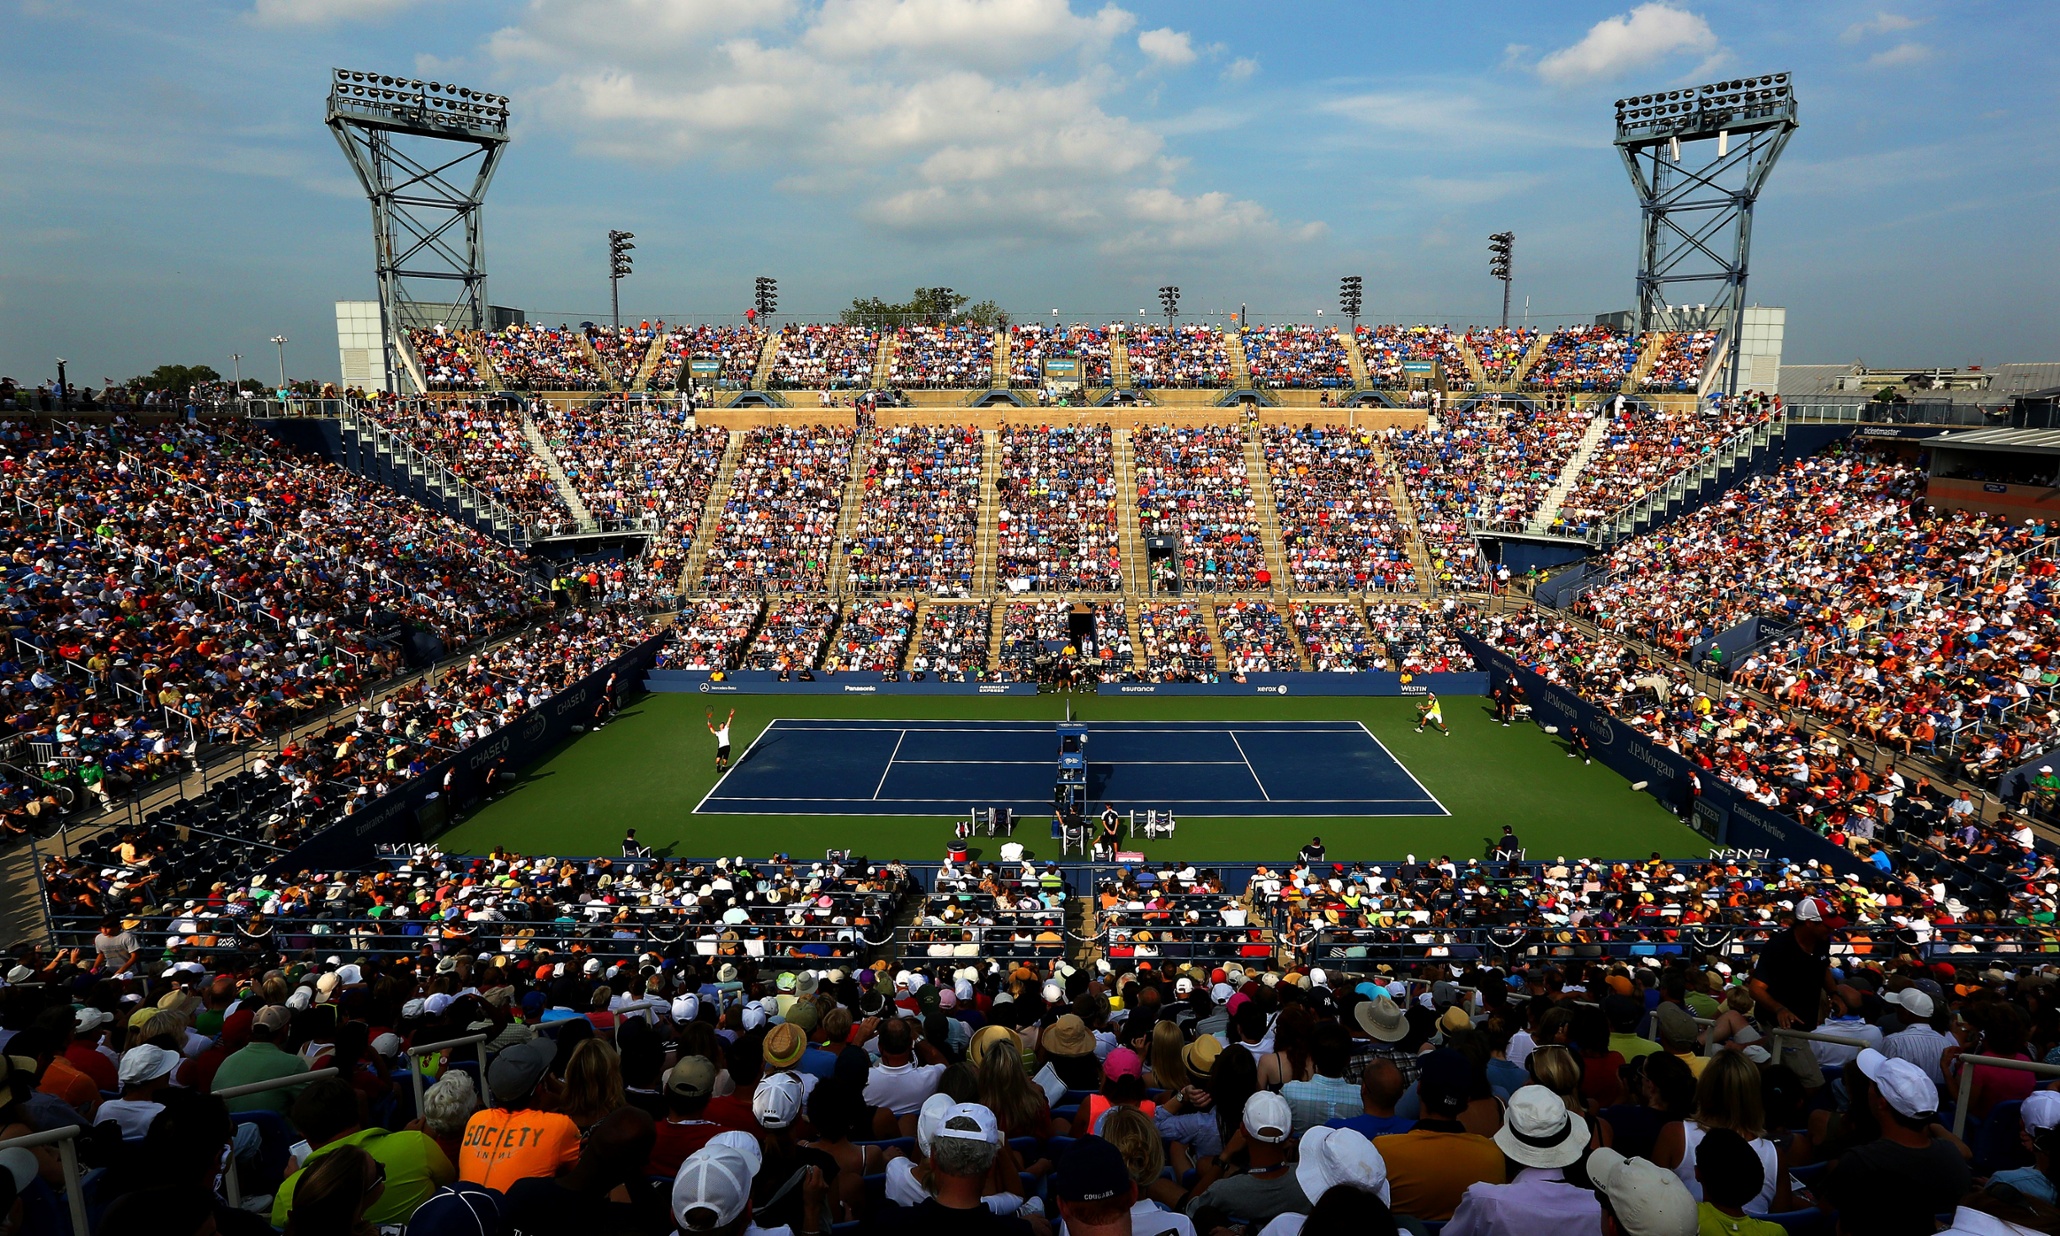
[695,718,1447,817]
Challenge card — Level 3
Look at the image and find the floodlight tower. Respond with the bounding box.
[1614,73,1797,396]
[1158,286,1180,330]
[326,69,511,394]
[1338,276,1363,334]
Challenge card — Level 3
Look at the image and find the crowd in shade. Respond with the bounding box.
[1525,327,1640,393]
[1546,396,1780,536]
[534,400,728,534]
[1465,328,1538,384]
[1239,327,1352,390]
[1641,332,1720,393]
[699,427,856,594]
[996,427,1123,593]
[1215,601,1298,673]
[1008,326,1113,388]
[1262,426,1415,593]
[1126,326,1231,389]
[824,598,917,674]
[911,604,990,682]
[10,837,2060,1236]
[889,327,996,389]
[997,601,1134,682]
[477,324,607,391]
[586,324,660,387]
[358,399,571,528]
[1385,396,1591,584]
[1562,443,2060,786]
[740,601,839,672]
[1366,602,1478,675]
[1132,427,1268,592]
[1289,603,1385,673]
[657,327,765,390]
[0,422,547,840]
[657,601,766,672]
[768,326,880,391]
[845,428,982,595]
[406,328,483,392]
[1358,326,1465,389]
[1136,602,1218,681]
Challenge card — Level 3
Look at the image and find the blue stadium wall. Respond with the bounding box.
[647,669,1491,696]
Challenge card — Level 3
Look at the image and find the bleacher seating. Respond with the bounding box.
[768,324,879,390]
[1132,426,1267,591]
[1239,325,1351,389]
[1262,425,1414,592]
[846,426,981,594]
[995,426,1121,592]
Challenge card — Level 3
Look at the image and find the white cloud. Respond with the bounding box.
[251,0,441,26]
[1137,27,1196,67]
[1110,187,1320,251]
[1221,56,1258,83]
[1320,90,1591,152]
[1534,3,1719,87]
[1841,11,1924,42]
[1866,41,1932,68]
[486,0,1306,247]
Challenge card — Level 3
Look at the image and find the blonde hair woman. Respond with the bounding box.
[1652,1050,1788,1212]
[560,1038,626,1131]
[1098,1106,1191,1215]
[1146,1021,1190,1095]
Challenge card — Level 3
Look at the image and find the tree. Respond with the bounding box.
[840,287,1002,328]
[128,364,223,393]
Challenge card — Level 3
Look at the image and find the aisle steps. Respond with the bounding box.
[680,429,744,593]
[1525,409,1611,535]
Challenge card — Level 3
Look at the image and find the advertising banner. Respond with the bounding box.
[648,669,1489,697]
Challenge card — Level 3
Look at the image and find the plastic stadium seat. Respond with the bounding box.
[1972,1099,2029,1174]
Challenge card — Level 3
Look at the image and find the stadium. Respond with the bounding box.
[3,7,2059,1236]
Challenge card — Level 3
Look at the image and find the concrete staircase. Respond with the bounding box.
[520,413,596,524]
[1121,600,1145,669]
[1225,327,1254,390]
[1199,604,1230,671]
[1371,438,1436,591]
[1292,614,1316,670]
[1455,337,1488,388]
[986,601,1009,670]
[1524,409,1610,535]
[334,406,530,545]
[1240,428,1290,593]
[1512,331,1553,387]
[825,429,876,592]
[870,336,896,390]
[902,598,930,672]
[464,331,503,390]
[750,333,780,391]
[990,329,1009,389]
[1110,331,1134,390]
[1339,328,1371,389]
[1623,332,1667,393]
[1112,429,1147,594]
[392,327,431,394]
[576,332,621,392]
[633,332,668,389]
[973,429,1001,592]
[681,430,744,593]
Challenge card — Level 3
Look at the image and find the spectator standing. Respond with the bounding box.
[1747,897,1840,1091]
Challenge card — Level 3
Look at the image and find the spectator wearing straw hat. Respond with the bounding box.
[1442,1085,1598,1236]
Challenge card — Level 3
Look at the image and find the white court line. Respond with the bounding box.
[1224,731,1272,802]
[891,759,1248,766]
[871,728,908,800]
[690,716,788,813]
[1353,720,1452,817]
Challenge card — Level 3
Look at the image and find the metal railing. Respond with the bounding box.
[1950,1054,2060,1140]
[405,1033,490,1117]
[0,1124,89,1236]
[212,1066,338,1206]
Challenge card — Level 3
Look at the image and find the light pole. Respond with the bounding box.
[55,359,68,411]
[608,230,635,329]
[230,353,243,391]
[269,336,289,390]
[1488,233,1514,330]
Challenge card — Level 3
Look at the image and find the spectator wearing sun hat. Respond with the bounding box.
[1442,1086,1597,1236]
[1587,1146,1697,1236]
[1251,1124,1389,1236]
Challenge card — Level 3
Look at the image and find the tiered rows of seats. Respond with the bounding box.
[1464,327,1537,382]
[1387,397,1588,582]
[1135,601,1215,680]
[656,599,765,670]
[360,399,572,528]
[1357,325,1463,387]
[698,426,854,593]
[767,324,878,390]
[477,323,605,390]
[1262,425,1415,592]
[740,599,838,670]
[1126,324,1230,387]
[825,597,916,672]
[406,327,483,390]
[1132,426,1267,591]
[1366,601,1478,672]
[535,400,727,531]
[1547,396,1777,535]
[888,324,993,388]
[584,323,657,386]
[911,603,989,681]
[1525,325,1638,391]
[654,325,763,389]
[1215,600,1297,672]
[1289,602,1384,671]
[845,426,982,594]
[1239,325,1351,389]
[995,426,1121,592]
[1641,329,1717,392]
[1007,324,1111,387]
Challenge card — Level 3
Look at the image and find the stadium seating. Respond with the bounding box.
[698,426,855,593]
[585,322,658,386]
[1289,602,1384,671]
[1464,326,1537,382]
[1215,600,1297,672]
[1262,425,1415,592]
[1641,330,1718,392]
[1239,325,1351,389]
[659,599,765,671]
[768,324,879,390]
[655,324,763,389]
[1125,324,1230,388]
[1135,601,1216,680]
[911,603,989,681]
[1356,325,1463,388]
[478,323,606,390]
[1132,426,1267,591]
[888,324,994,388]
[741,599,839,670]
[1547,396,1777,535]
[534,400,727,532]
[995,425,1121,592]
[845,426,981,594]
[1525,325,1638,391]
[361,399,573,528]
[1007,324,1112,387]
[407,327,483,390]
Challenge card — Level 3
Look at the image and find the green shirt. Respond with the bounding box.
[272,1127,455,1228]
[1698,1202,1785,1236]
[1609,1031,1663,1062]
[211,1041,309,1113]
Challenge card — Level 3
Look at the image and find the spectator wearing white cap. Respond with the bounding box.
[1185,1090,1309,1230]
[97,1044,180,1137]
[1252,1125,1389,1236]
[1815,1048,1972,1235]
[1442,1086,1597,1236]
[674,1143,781,1236]
[1881,984,1952,1090]
[1988,1089,2060,1203]
[1587,1146,1698,1236]
[896,1102,1046,1236]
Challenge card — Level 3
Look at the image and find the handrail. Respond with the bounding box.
[209,1065,337,1206]
[0,1123,88,1236]
[405,1032,491,1117]
[1949,1053,2060,1139]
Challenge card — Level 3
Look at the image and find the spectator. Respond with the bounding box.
[1184,1090,1310,1230]
[274,1078,456,1228]
[1281,1022,1360,1134]
[1651,1053,1782,1211]
[1373,1049,1505,1222]
[1815,1048,1971,1235]
[1443,1085,1598,1236]
[504,1105,670,1230]
[458,1038,580,1190]
[1587,1147,1699,1236]
[1691,1127,1785,1236]
[284,1143,386,1236]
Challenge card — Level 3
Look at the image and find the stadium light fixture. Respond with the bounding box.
[1157,285,1180,329]
[230,353,243,389]
[754,276,778,325]
[270,335,289,388]
[1487,233,1514,330]
[608,230,635,329]
[1339,276,1363,333]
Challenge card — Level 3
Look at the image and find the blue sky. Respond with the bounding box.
[2,0,2054,386]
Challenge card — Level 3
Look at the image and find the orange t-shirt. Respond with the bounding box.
[38,1055,100,1117]
[457,1106,580,1190]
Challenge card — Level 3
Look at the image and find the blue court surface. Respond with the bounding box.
[695,719,1446,817]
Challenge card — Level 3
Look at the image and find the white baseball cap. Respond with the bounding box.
[707,1130,762,1178]
[672,1147,753,1231]
[1243,1091,1293,1144]
[118,1044,180,1088]
[74,1008,113,1033]
[1856,1048,1938,1119]
[752,1072,804,1130]
[1884,987,1936,1020]
[2021,1090,2060,1134]
[1295,1126,1389,1204]
[933,1102,1000,1145]
[1587,1147,1698,1236]
[1174,977,1194,997]
[916,1092,956,1156]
